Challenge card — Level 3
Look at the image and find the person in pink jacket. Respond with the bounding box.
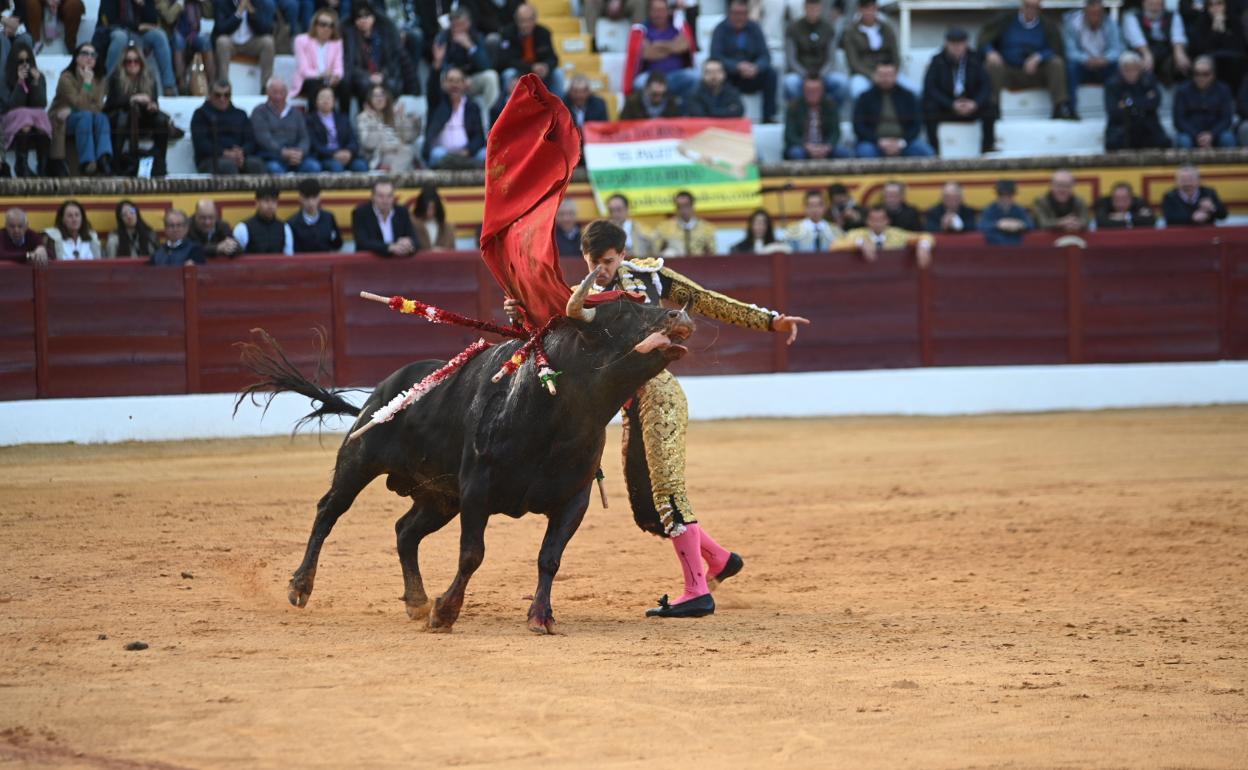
[292,8,344,100]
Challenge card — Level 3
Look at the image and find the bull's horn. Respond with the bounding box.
[566,268,600,322]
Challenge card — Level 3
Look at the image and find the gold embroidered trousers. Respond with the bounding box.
[621,369,696,535]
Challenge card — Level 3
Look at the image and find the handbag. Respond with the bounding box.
[189,53,208,97]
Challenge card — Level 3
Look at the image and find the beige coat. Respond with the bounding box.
[356,108,421,172]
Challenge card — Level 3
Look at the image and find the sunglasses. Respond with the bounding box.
[315,19,333,26]
[212,90,231,97]
[1194,70,1214,76]
[15,56,30,63]
[124,57,141,64]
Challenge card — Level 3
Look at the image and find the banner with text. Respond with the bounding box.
[582,118,761,215]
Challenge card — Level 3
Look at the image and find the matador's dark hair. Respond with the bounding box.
[580,220,627,260]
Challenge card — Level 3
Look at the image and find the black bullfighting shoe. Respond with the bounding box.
[709,552,744,590]
[645,593,715,618]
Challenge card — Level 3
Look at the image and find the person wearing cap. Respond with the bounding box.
[979,0,1076,120]
[923,27,996,155]
[233,186,294,256]
[979,179,1035,245]
[287,178,343,253]
[1063,0,1123,115]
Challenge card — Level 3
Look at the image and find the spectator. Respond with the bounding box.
[879,181,923,231]
[0,40,51,177]
[842,0,914,98]
[1187,0,1246,91]
[343,2,406,109]
[653,190,717,257]
[832,205,934,267]
[710,0,777,122]
[288,178,342,253]
[980,0,1075,119]
[212,0,276,92]
[784,0,849,105]
[105,41,173,177]
[44,200,103,260]
[190,198,241,257]
[1239,77,1248,147]
[159,0,215,94]
[1063,0,1123,114]
[49,44,114,177]
[357,84,419,171]
[619,70,682,119]
[554,200,581,256]
[1032,168,1090,232]
[686,58,745,118]
[853,61,935,158]
[252,77,319,173]
[605,193,653,257]
[731,208,790,254]
[826,182,867,230]
[1174,56,1236,147]
[432,7,500,110]
[1162,164,1228,226]
[925,181,978,233]
[16,0,83,49]
[979,179,1035,245]
[151,209,205,266]
[584,0,646,34]
[1094,181,1157,229]
[785,190,842,252]
[352,178,418,257]
[624,0,697,98]
[101,0,177,96]
[307,86,368,171]
[233,187,293,255]
[106,199,158,257]
[413,184,456,251]
[377,0,423,91]
[1104,51,1171,150]
[469,0,522,38]
[562,74,609,133]
[497,3,562,97]
[1123,0,1191,84]
[292,8,344,100]
[784,75,846,160]
[922,27,996,155]
[423,67,486,169]
[0,208,48,265]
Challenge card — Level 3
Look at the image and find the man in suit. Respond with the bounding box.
[923,27,996,155]
[563,74,609,131]
[853,61,934,158]
[212,0,276,92]
[1161,165,1228,226]
[424,66,487,169]
[352,179,419,256]
[924,182,979,233]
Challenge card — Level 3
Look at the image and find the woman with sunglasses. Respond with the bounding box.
[49,43,114,176]
[0,40,51,177]
[44,200,103,260]
[105,41,172,177]
[293,9,344,100]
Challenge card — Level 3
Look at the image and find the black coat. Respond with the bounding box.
[924,204,978,232]
[422,97,486,164]
[853,85,923,144]
[922,49,994,117]
[100,0,161,31]
[1161,186,1228,226]
[190,102,257,164]
[495,23,559,75]
[351,203,418,256]
[562,94,609,127]
[343,19,406,100]
[884,204,923,232]
[306,110,362,162]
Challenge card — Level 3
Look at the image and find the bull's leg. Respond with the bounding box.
[289,452,380,608]
[527,484,592,635]
[395,500,456,621]
[426,508,488,633]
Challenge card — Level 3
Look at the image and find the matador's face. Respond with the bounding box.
[585,248,623,286]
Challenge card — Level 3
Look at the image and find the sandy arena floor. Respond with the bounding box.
[1,407,1246,769]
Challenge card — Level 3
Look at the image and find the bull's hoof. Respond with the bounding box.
[527,615,558,635]
[426,616,454,634]
[407,600,433,622]
[288,580,312,608]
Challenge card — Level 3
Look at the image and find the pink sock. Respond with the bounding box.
[689,523,731,576]
[670,527,709,603]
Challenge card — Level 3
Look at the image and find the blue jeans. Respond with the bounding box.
[502,66,565,98]
[265,157,323,173]
[1065,59,1112,110]
[855,138,935,157]
[632,67,698,98]
[172,32,212,53]
[107,28,176,92]
[428,146,487,167]
[67,111,113,164]
[785,144,851,159]
[275,0,314,34]
[783,71,850,108]
[321,156,369,172]
[1176,131,1238,148]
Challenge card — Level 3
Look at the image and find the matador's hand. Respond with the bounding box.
[773,315,810,345]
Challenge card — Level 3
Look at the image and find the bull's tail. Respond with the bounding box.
[234,328,363,432]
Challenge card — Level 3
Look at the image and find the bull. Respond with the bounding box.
[238,271,694,634]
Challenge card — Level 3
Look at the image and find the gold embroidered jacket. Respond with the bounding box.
[600,257,778,332]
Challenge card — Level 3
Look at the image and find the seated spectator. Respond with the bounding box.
[1033,169,1090,232]
[1174,56,1236,148]
[710,0,777,122]
[923,27,996,155]
[497,3,562,97]
[852,62,934,158]
[0,208,48,265]
[106,200,158,257]
[190,199,242,257]
[784,75,847,160]
[832,205,934,267]
[287,178,342,253]
[925,181,978,233]
[1104,51,1171,150]
[151,209,205,266]
[352,179,418,257]
[980,0,1075,119]
[653,190,717,257]
[1123,0,1191,85]
[1094,181,1157,229]
[306,86,367,172]
[49,44,114,177]
[1239,77,1248,147]
[17,0,83,49]
[1063,0,1123,114]
[45,200,103,260]
[731,208,791,254]
[102,0,177,96]
[686,58,745,118]
[880,181,922,231]
[842,0,916,98]
[1187,0,1246,91]
[0,41,52,177]
[979,179,1035,245]
[233,187,294,255]
[293,8,344,100]
[432,7,500,110]
[1162,164,1228,226]
[251,77,319,173]
[413,184,456,251]
[212,0,276,92]
[466,0,521,38]
[827,182,867,230]
[620,70,682,119]
[624,0,697,98]
[606,193,653,257]
[161,0,215,95]
[358,84,420,171]
[343,2,406,109]
[584,0,646,33]
[554,200,581,257]
[105,42,173,177]
[562,74,609,135]
[784,0,849,105]
[785,190,842,252]
[377,0,423,94]
[191,80,266,173]
[423,67,486,169]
